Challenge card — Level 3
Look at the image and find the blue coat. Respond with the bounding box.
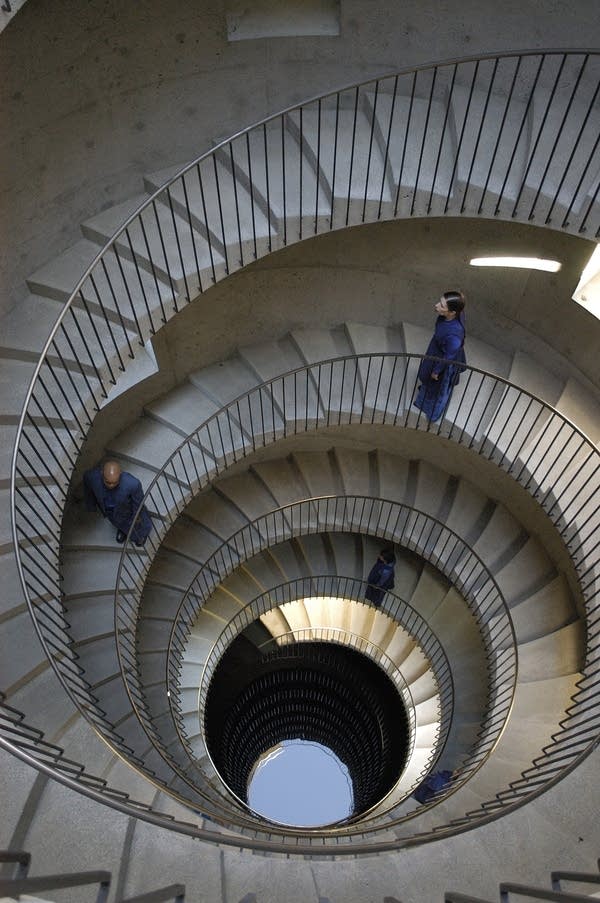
[83,466,152,544]
[414,316,467,422]
[365,559,395,606]
[417,316,466,383]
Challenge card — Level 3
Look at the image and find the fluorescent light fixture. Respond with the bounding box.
[572,245,600,319]
[469,256,562,272]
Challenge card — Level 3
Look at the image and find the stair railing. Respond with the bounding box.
[157,499,513,834]
[6,48,600,854]
[196,574,453,763]
[111,351,596,838]
[193,576,453,811]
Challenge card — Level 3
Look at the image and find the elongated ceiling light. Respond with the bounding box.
[469,256,562,272]
[572,244,600,318]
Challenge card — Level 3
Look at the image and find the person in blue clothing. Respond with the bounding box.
[414,290,467,423]
[413,769,453,804]
[365,547,396,607]
[83,459,152,546]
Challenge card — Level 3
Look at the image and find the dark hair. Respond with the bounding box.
[443,290,465,314]
[380,547,396,565]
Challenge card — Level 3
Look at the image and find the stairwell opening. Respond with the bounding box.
[204,637,411,826]
[247,739,353,827]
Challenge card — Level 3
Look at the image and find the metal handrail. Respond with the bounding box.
[2,690,599,858]
[6,49,600,852]
[193,581,453,814]
[0,871,111,901]
[12,344,598,847]
[109,350,596,839]
[196,575,453,744]
[155,500,514,832]
[199,621,421,818]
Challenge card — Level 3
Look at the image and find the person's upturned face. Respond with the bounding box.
[102,463,121,490]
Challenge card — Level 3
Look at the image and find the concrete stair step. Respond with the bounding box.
[493,536,556,604]
[136,616,173,655]
[249,457,311,507]
[290,324,351,366]
[82,193,222,298]
[0,293,84,358]
[509,575,576,642]
[344,322,407,418]
[107,416,190,473]
[135,583,184,620]
[289,104,392,211]
[289,449,342,498]
[329,532,366,582]
[367,91,456,211]
[408,565,451,621]
[145,381,220,437]
[293,532,333,576]
[64,593,116,643]
[145,154,274,258]
[62,547,123,597]
[145,547,202,591]
[71,633,120,687]
[414,696,441,725]
[449,80,528,202]
[470,502,524,570]
[188,355,282,442]
[442,337,511,441]
[409,670,440,706]
[210,470,280,524]
[27,239,109,303]
[328,445,372,498]
[518,621,584,681]
[184,490,249,541]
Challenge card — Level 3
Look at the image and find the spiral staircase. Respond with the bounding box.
[2,46,600,902]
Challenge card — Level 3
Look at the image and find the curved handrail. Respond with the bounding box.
[194,577,455,810]
[3,689,599,857]
[155,499,514,832]
[11,341,597,846]
[198,620,421,821]
[7,48,600,851]
[196,575,453,744]
[107,348,596,839]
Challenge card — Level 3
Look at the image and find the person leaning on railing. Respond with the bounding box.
[413,290,467,423]
[83,459,152,546]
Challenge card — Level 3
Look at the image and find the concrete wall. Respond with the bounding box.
[2,0,598,308]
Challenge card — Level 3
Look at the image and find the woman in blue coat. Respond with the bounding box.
[84,460,152,546]
[414,290,466,423]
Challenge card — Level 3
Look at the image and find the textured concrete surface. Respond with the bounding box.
[2,0,598,305]
[1,4,599,901]
[1,745,599,902]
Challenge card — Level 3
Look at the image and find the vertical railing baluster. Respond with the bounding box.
[461,58,498,213]
[412,67,437,216]
[362,80,379,222]
[444,60,479,214]
[195,163,217,284]
[345,86,360,226]
[526,54,588,222]
[330,92,340,229]
[212,156,229,275]
[378,74,398,219]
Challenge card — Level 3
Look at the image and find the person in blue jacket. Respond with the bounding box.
[365,547,396,607]
[83,460,152,546]
[414,290,466,423]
